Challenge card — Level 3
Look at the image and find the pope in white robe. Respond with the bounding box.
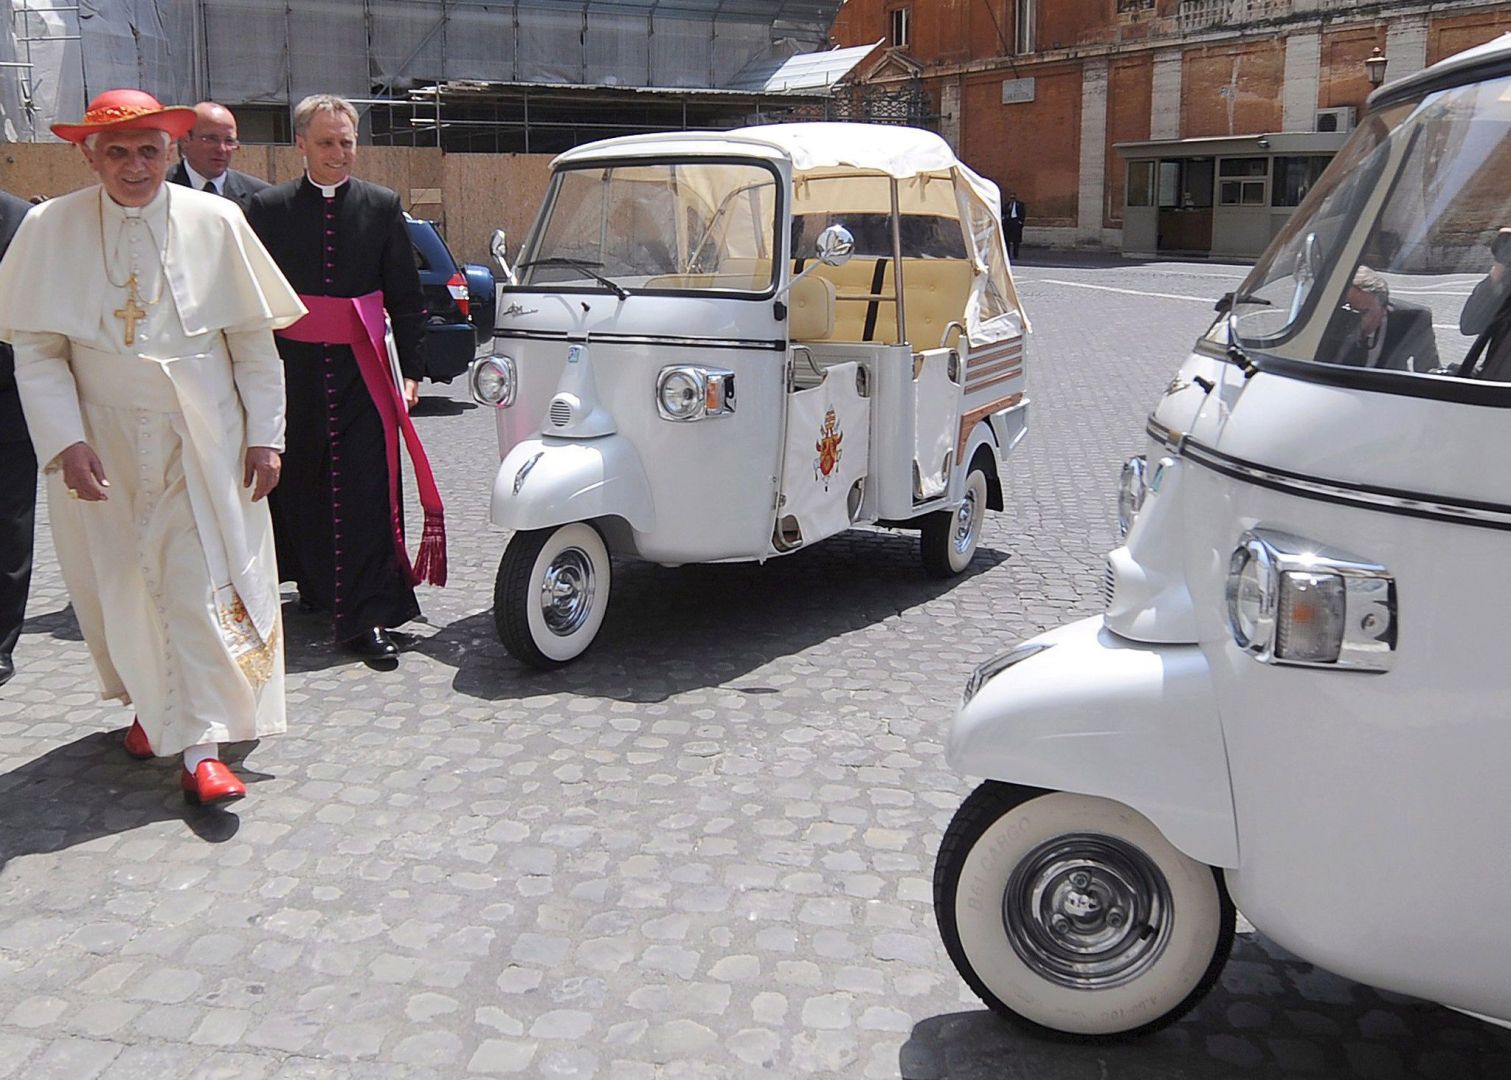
[0,89,305,805]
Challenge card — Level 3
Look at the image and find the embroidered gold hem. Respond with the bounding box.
[215,585,278,688]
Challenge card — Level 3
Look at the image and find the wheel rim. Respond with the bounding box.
[952,480,983,556]
[1002,832,1174,991]
[538,546,597,636]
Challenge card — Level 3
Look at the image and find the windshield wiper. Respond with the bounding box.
[1213,291,1266,378]
[1224,307,1261,379]
[517,257,629,300]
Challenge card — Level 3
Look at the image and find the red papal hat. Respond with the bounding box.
[51,88,196,144]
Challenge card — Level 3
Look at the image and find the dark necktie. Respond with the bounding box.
[203,179,218,194]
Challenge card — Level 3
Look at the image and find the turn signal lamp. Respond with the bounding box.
[655,365,736,422]
[1226,529,1395,671]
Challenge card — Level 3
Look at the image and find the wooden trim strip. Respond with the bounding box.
[965,369,1024,395]
[966,352,1023,373]
[965,358,1022,381]
[966,342,1023,361]
[956,392,1025,458]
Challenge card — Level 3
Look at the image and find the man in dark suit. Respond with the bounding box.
[0,188,34,686]
[1002,191,1026,260]
[170,101,267,213]
[1332,265,1440,373]
[1458,228,1511,380]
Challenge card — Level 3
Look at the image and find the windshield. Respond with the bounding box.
[521,160,780,295]
[1229,75,1511,385]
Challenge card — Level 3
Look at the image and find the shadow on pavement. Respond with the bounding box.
[279,599,356,675]
[410,394,478,417]
[902,934,1511,1079]
[0,733,267,870]
[410,526,1009,703]
[20,602,83,643]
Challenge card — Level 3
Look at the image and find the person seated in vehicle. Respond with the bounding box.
[1457,228,1511,380]
[1324,265,1440,373]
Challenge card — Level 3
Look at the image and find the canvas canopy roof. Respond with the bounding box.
[553,122,1026,341]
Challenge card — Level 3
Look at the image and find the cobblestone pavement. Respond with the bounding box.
[3,258,1509,1079]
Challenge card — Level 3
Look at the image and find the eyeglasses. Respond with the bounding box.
[192,134,240,149]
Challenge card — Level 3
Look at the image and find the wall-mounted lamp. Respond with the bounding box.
[1365,47,1389,87]
[1257,136,1270,149]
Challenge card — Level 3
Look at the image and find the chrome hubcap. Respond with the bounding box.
[952,486,981,555]
[1003,833,1172,990]
[539,547,596,636]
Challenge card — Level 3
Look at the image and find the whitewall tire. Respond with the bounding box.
[934,782,1235,1038]
[495,522,611,669]
[921,466,988,578]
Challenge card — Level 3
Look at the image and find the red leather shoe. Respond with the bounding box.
[181,760,246,806]
[123,718,154,760]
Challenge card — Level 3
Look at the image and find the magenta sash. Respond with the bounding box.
[277,291,447,587]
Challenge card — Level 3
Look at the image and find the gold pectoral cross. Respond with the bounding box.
[113,272,147,346]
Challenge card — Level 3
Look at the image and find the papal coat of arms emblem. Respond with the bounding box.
[814,408,844,490]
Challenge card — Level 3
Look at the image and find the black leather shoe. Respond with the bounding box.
[0,654,13,687]
[343,627,399,665]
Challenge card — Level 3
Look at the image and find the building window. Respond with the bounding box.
[890,7,910,48]
[1220,181,1267,206]
[1272,155,1333,207]
[1015,0,1035,54]
[1127,161,1155,207]
[1218,157,1268,206]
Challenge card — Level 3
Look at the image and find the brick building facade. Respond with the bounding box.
[831,0,1511,256]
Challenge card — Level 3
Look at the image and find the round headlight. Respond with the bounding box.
[1226,537,1276,654]
[1117,455,1147,537]
[470,355,515,408]
[657,367,705,420]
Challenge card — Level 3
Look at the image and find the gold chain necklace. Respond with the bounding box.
[99,186,171,346]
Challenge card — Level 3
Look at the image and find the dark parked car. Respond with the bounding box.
[405,215,497,383]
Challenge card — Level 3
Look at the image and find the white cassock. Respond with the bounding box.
[0,183,305,754]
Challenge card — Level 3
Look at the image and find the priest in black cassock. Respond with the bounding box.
[0,188,34,687]
[247,94,446,666]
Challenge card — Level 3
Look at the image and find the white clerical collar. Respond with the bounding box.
[101,182,169,227]
[182,161,223,194]
[306,173,350,198]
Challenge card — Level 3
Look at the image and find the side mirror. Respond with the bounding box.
[775,225,855,303]
[490,228,514,282]
[814,224,855,267]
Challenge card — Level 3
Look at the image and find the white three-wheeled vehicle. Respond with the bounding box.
[935,36,1511,1037]
[471,123,1029,668]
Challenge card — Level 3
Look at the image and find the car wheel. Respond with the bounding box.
[494,523,611,669]
[921,465,988,577]
[934,782,1235,1039]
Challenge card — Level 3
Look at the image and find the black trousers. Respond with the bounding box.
[0,438,37,663]
[271,342,419,640]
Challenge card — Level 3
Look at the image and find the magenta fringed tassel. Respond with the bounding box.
[412,511,448,587]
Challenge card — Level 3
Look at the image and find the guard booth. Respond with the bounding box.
[1116,131,1348,259]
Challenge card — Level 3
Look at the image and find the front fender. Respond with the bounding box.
[948,616,1238,868]
[491,435,655,535]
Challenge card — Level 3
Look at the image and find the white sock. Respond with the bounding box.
[183,743,219,772]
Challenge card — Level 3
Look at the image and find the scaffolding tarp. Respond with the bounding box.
[4,0,192,141]
[4,0,844,141]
